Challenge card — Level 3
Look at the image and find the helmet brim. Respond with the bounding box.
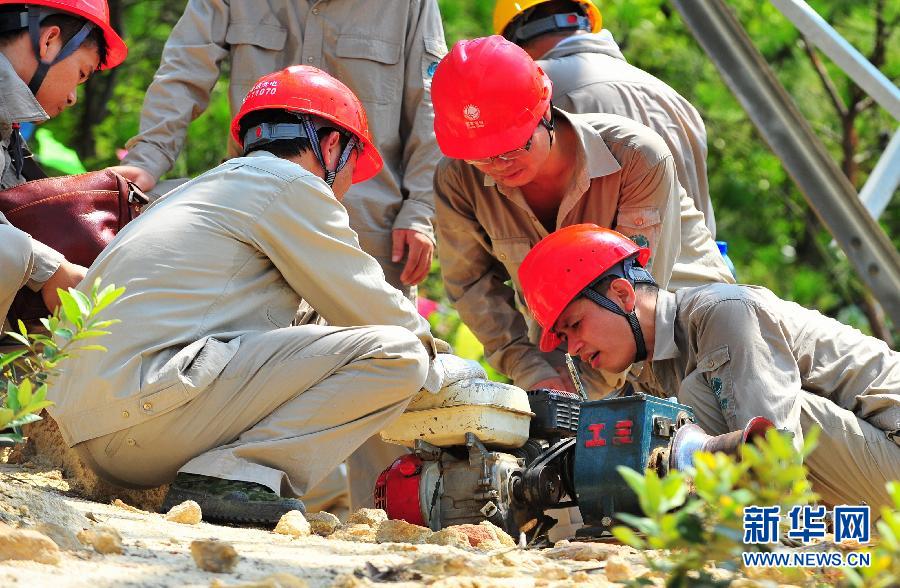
[98,23,127,70]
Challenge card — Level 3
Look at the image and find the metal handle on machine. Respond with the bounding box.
[565,353,588,401]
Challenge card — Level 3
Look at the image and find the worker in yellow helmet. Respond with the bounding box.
[493,0,717,238]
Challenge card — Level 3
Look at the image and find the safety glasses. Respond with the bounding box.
[464,117,554,166]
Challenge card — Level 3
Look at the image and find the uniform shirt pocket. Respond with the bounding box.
[335,35,401,104]
[615,207,662,267]
[491,237,534,298]
[225,23,288,83]
[696,345,736,423]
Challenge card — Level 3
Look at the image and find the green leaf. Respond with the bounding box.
[0,432,24,444]
[17,319,27,338]
[616,512,659,536]
[8,413,44,428]
[32,383,47,405]
[58,289,82,326]
[93,285,125,314]
[616,466,647,496]
[6,381,19,411]
[75,344,108,352]
[17,379,33,407]
[4,332,29,346]
[0,408,14,429]
[611,525,646,548]
[53,327,75,341]
[72,330,112,340]
[71,289,92,317]
[0,350,27,369]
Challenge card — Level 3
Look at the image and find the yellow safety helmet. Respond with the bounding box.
[493,0,602,40]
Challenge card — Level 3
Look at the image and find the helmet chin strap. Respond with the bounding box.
[579,257,657,364]
[27,8,94,96]
[299,116,359,187]
[242,116,360,187]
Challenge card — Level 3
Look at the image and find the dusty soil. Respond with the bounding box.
[0,443,648,588]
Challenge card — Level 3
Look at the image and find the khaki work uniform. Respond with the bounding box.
[538,32,716,236]
[49,151,441,505]
[121,0,447,294]
[0,53,63,330]
[434,109,733,395]
[642,284,900,509]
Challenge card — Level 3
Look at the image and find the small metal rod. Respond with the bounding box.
[565,353,588,401]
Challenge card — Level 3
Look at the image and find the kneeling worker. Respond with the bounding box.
[518,224,900,510]
[49,66,448,524]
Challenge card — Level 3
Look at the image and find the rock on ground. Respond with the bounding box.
[437,521,516,550]
[274,511,311,538]
[190,539,239,573]
[77,525,124,555]
[544,540,637,561]
[305,511,340,536]
[426,527,472,550]
[328,523,377,543]
[345,508,387,528]
[164,500,202,524]
[0,523,61,564]
[375,519,432,544]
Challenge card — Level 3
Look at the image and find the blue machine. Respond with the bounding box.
[573,394,695,535]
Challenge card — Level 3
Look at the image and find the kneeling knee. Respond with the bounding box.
[368,326,430,397]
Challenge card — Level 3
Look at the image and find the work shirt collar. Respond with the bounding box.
[0,52,48,130]
[651,288,680,362]
[482,108,621,233]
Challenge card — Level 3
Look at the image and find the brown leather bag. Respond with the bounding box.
[0,169,149,322]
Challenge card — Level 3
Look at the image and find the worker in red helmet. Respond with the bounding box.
[493,0,717,237]
[50,66,453,525]
[519,224,900,511]
[0,0,126,334]
[432,36,733,400]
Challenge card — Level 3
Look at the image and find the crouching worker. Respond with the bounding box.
[49,65,445,525]
[519,224,900,510]
[0,0,127,329]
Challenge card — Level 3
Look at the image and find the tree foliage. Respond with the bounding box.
[41,0,898,347]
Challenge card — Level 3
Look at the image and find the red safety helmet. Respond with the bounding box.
[518,224,650,353]
[231,65,383,184]
[432,35,552,160]
[0,0,128,69]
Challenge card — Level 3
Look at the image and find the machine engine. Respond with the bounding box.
[376,375,771,541]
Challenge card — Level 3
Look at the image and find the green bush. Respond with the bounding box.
[611,427,819,587]
[0,279,123,445]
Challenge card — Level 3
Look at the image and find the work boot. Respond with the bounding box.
[161,473,305,525]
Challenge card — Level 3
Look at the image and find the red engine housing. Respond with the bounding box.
[374,454,426,526]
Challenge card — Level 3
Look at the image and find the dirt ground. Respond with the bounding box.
[0,450,650,588]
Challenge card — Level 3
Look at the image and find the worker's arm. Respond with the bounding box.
[393,0,446,242]
[611,137,681,290]
[678,291,805,449]
[434,161,559,390]
[389,0,448,285]
[249,173,438,388]
[119,0,232,185]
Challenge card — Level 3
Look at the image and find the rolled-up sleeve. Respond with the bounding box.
[434,162,558,388]
[392,0,447,241]
[121,0,231,181]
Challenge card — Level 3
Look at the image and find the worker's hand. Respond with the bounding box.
[107,165,157,192]
[531,375,577,394]
[391,228,434,285]
[40,260,87,313]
